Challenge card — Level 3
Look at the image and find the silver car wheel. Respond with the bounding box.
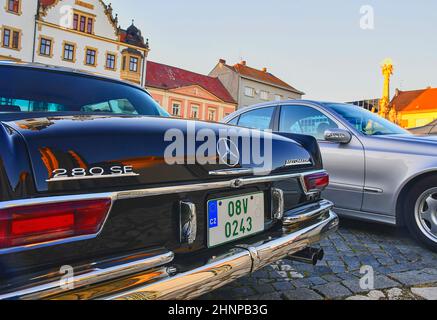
[415,187,437,243]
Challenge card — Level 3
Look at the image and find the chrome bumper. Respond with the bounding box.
[0,200,338,300]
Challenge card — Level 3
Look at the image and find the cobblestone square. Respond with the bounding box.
[202,219,437,300]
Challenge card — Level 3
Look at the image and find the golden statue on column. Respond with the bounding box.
[379,58,395,121]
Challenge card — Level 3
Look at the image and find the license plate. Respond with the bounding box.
[207,192,265,248]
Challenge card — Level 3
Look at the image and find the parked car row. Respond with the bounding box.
[0,61,435,301]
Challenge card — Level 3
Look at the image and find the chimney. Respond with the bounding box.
[219,59,226,64]
[240,60,246,66]
[262,67,267,73]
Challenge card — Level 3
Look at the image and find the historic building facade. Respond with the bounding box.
[146,61,237,122]
[390,88,437,129]
[209,59,305,109]
[0,0,149,84]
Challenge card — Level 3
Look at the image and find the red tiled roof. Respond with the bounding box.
[391,88,437,112]
[146,61,236,104]
[224,62,304,95]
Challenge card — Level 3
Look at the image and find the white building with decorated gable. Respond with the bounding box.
[0,0,149,85]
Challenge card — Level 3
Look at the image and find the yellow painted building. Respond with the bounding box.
[390,88,437,129]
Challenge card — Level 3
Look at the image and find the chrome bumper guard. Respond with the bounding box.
[0,200,338,300]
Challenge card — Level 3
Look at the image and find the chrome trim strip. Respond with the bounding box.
[0,170,325,255]
[209,168,255,176]
[46,173,140,183]
[0,193,116,209]
[0,170,326,210]
[364,187,384,194]
[328,182,364,193]
[115,171,326,200]
[0,250,175,300]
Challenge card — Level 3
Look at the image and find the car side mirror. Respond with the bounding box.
[324,128,352,144]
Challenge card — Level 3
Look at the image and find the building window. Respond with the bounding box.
[208,109,216,121]
[7,0,20,14]
[191,105,199,119]
[11,30,19,49]
[105,53,116,70]
[72,11,95,34]
[2,27,20,50]
[79,16,86,32]
[129,57,139,72]
[39,37,52,57]
[260,90,269,100]
[172,102,181,117]
[85,48,97,66]
[73,14,79,30]
[2,29,10,48]
[274,94,283,101]
[62,42,75,62]
[87,17,93,34]
[245,87,255,97]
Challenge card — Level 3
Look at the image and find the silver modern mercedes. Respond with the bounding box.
[223,100,437,251]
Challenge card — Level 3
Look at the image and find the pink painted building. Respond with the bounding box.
[145,61,237,122]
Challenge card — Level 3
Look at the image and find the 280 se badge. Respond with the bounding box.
[48,165,138,182]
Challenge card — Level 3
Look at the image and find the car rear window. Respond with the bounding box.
[0,66,169,117]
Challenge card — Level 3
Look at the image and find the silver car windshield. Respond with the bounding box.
[327,103,409,136]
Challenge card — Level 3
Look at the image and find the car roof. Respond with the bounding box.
[221,100,344,122]
[0,61,146,92]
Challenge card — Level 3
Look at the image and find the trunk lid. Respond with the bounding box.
[4,115,318,195]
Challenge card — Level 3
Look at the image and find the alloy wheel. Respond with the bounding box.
[415,187,437,243]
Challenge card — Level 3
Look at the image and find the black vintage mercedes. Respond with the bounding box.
[0,62,338,300]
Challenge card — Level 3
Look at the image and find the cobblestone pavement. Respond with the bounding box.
[201,219,437,300]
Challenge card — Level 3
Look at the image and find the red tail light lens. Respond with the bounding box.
[303,172,330,192]
[0,199,111,250]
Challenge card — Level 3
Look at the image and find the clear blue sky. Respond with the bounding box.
[111,0,437,101]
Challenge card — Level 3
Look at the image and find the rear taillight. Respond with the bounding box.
[303,172,330,192]
[0,199,111,250]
